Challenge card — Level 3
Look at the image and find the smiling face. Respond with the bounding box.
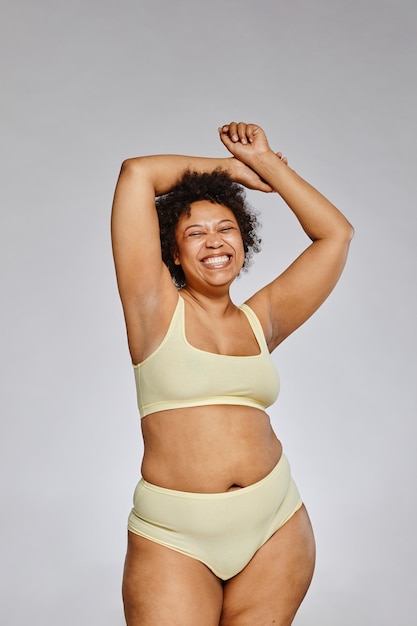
[173,201,245,290]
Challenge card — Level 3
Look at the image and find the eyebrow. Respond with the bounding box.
[183,219,235,233]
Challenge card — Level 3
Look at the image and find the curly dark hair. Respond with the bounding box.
[155,169,262,288]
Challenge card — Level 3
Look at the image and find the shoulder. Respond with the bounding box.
[244,290,274,349]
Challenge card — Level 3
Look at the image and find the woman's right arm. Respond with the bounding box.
[111,154,248,361]
[111,154,234,304]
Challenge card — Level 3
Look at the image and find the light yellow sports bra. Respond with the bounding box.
[133,296,280,418]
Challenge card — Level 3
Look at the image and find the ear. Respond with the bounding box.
[172,247,181,266]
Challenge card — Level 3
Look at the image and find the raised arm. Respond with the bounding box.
[111,155,225,359]
[111,152,272,361]
[219,122,354,350]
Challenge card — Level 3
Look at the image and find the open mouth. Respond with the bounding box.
[201,255,231,267]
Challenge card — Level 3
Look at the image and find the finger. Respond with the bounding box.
[227,121,239,142]
[276,151,289,165]
[218,125,238,153]
[218,125,230,142]
[236,122,248,145]
[259,182,274,192]
[246,124,258,144]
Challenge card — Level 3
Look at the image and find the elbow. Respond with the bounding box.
[344,221,355,242]
[348,219,355,241]
[313,220,354,245]
[120,157,143,174]
[120,154,157,178]
[335,214,355,243]
[117,157,153,185]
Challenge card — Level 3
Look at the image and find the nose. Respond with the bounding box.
[205,232,222,248]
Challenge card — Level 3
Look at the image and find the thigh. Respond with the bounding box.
[123,531,223,626]
[220,505,316,626]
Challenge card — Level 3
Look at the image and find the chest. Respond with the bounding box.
[184,308,261,357]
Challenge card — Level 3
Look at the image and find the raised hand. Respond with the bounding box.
[220,122,288,192]
[219,122,288,166]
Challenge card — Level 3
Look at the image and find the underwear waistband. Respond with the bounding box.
[139,453,290,500]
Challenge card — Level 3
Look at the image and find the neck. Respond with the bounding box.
[179,286,235,315]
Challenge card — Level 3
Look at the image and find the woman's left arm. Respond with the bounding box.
[220,122,354,350]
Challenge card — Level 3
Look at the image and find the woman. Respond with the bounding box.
[111,122,354,625]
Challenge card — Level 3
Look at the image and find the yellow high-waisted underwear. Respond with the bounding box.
[127,454,302,581]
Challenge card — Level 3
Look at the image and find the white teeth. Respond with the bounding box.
[202,255,230,265]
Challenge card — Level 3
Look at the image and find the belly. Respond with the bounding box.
[140,405,282,493]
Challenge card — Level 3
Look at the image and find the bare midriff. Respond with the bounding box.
[140,404,282,493]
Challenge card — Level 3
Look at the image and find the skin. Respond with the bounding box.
[111,121,354,624]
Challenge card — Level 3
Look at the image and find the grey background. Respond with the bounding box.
[1,0,416,624]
